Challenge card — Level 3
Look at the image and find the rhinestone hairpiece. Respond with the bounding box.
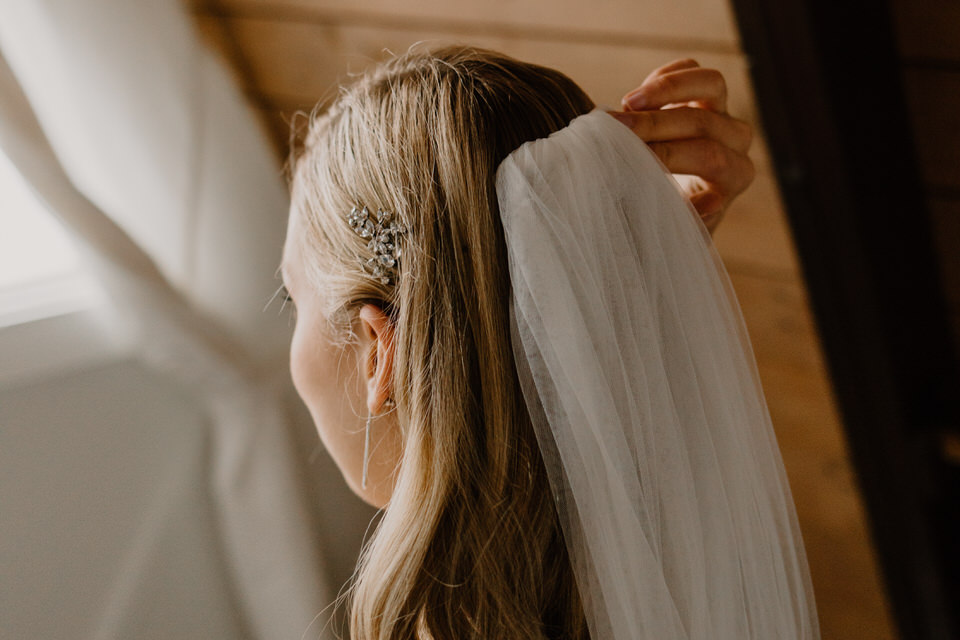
[347,205,407,285]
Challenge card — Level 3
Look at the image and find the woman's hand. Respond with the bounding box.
[609,59,755,236]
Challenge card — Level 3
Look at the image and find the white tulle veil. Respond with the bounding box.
[495,108,821,639]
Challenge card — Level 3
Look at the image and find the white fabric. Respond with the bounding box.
[497,108,820,639]
[0,0,289,362]
[0,1,335,638]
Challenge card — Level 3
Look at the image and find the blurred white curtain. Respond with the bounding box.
[0,1,333,638]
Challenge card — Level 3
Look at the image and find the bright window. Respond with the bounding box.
[0,150,106,328]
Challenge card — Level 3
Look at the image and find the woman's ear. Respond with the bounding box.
[358,303,395,414]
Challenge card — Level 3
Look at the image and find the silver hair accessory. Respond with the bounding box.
[347,205,407,285]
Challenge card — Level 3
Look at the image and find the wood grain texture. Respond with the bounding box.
[213,16,760,131]
[196,14,772,185]
[729,269,899,640]
[712,166,800,276]
[206,0,741,51]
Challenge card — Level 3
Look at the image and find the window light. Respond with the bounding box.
[0,150,106,327]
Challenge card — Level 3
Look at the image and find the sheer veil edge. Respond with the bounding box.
[496,108,821,640]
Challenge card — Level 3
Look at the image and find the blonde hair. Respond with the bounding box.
[289,44,595,640]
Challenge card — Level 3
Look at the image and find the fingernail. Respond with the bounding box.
[625,90,647,110]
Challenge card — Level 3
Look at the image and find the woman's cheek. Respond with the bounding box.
[288,321,311,404]
[288,312,360,437]
[289,314,334,420]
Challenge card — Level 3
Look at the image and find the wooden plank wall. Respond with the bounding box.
[189,0,902,637]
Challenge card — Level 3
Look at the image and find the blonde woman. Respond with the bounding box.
[280,45,819,640]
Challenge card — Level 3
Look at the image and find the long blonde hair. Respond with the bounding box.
[289,44,595,640]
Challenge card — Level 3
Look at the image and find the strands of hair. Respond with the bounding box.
[289,43,595,640]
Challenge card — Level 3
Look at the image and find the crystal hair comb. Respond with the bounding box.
[347,205,407,285]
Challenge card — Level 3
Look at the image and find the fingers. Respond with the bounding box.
[624,67,728,113]
[609,107,752,154]
[647,138,756,196]
[621,58,699,111]
[606,107,756,219]
[645,58,701,78]
[617,59,754,229]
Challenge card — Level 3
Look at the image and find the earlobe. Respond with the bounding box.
[358,304,395,413]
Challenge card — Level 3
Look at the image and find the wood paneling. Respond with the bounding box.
[208,0,741,51]
[712,167,801,276]
[729,268,898,639]
[211,16,762,143]
[197,13,773,196]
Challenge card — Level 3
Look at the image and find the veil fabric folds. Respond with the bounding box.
[496,108,820,639]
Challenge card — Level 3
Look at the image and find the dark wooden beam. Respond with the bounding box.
[726,0,960,638]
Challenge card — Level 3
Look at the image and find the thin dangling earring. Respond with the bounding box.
[361,398,394,491]
[362,412,372,490]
